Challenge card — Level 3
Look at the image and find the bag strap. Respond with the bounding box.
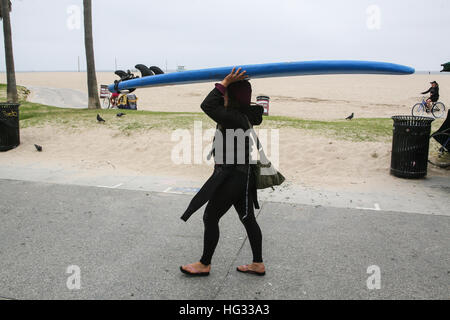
[245,117,270,165]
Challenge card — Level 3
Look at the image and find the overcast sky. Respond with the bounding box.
[1,0,449,72]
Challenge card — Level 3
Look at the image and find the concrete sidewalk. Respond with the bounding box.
[0,163,448,217]
[0,179,448,299]
[27,86,87,109]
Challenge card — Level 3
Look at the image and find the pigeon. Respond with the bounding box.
[345,113,354,120]
[116,113,125,117]
[97,114,105,123]
[34,144,42,152]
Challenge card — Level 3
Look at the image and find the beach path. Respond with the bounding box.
[0,178,448,300]
[27,86,87,109]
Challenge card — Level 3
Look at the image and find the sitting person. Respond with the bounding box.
[110,92,120,107]
[421,81,439,111]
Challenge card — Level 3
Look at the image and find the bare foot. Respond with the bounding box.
[180,262,211,275]
[237,262,265,275]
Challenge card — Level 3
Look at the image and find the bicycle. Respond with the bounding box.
[428,128,450,168]
[101,96,112,109]
[100,85,113,109]
[411,96,446,118]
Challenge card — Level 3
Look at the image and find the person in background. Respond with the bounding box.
[421,81,439,111]
[110,92,120,108]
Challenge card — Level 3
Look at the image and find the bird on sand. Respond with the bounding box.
[345,113,354,120]
[34,144,42,152]
[97,114,106,123]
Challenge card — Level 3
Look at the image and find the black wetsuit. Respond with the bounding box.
[421,86,439,102]
[181,86,265,265]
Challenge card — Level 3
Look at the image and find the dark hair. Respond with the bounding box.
[226,95,242,109]
[227,81,252,109]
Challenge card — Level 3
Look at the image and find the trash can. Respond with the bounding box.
[0,103,20,152]
[390,115,434,179]
[257,96,270,116]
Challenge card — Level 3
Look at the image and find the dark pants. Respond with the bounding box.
[428,95,439,103]
[200,169,263,265]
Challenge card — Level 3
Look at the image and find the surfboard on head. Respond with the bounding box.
[108,60,415,92]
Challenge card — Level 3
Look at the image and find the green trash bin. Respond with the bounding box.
[0,103,20,151]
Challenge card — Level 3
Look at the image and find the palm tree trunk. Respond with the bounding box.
[83,0,100,109]
[1,0,18,103]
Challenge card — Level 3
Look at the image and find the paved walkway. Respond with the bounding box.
[27,86,88,109]
[0,178,448,299]
[0,163,448,217]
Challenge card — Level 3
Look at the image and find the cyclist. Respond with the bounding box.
[421,81,439,112]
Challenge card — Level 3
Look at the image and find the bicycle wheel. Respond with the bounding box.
[102,97,111,109]
[412,103,426,116]
[432,102,446,119]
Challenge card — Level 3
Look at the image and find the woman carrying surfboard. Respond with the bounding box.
[180,68,266,276]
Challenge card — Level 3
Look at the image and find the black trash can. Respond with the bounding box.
[390,115,434,179]
[0,103,20,152]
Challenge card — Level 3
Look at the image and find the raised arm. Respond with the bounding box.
[421,87,431,95]
[200,68,250,129]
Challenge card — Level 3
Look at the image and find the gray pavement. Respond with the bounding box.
[0,178,449,300]
[0,163,448,217]
[27,86,88,109]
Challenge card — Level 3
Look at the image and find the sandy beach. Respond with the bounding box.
[3,124,445,190]
[0,72,448,193]
[3,72,450,119]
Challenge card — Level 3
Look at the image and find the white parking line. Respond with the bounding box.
[96,183,123,189]
[356,203,381,211]
[163,187,200,195]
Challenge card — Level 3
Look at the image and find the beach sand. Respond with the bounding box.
[3,72,450,119]
[0,124,447,193]
[0,72,448,192]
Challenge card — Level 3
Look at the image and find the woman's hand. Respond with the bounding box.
[221,67,248,87]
